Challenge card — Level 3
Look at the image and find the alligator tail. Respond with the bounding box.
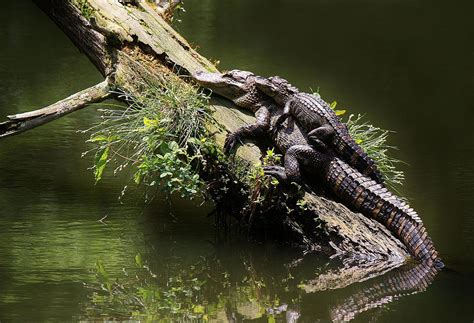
[326,158,443,268]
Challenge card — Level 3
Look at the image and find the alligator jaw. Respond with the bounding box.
[192,71,225,87]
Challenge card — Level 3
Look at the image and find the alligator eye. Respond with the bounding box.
[221,76,238,85]
[225,70,237,77]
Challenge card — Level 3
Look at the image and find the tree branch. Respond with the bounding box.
[0,79,111,138]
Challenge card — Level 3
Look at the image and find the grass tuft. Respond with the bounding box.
[345,114,405,190]
[84,73,215,201]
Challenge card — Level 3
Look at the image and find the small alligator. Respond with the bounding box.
[254,75,385,185]
[193,70,443,268]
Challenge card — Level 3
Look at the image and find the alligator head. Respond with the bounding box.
[254,75,299,106]
[193,70,264,112]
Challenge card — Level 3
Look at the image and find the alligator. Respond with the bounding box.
[254,75,385,185]
[193,70,443,269]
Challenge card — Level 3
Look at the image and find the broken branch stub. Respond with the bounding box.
[0,80,111,138]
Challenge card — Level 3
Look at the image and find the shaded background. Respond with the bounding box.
[0,0,472,321]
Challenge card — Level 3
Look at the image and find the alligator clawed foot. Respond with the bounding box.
[263,166,288,182]
[264,166,313,194]
[224,133,240,155]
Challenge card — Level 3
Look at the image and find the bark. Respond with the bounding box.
[13,0,408,281]
[0,80,111,138]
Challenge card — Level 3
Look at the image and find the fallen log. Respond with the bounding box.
[8,0,409,279]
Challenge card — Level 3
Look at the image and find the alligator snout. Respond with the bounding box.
[192,70,223,85]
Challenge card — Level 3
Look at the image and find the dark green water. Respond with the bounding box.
[0,0,473,321]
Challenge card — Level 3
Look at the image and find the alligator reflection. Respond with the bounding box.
[83,244,439,322]
[328,261,438,321]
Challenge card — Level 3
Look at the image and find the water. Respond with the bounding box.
[0,0,473,321]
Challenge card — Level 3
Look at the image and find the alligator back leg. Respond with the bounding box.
[264,145,325,185]
[307,124,334,152]
[307,124,335,144]
[297,93,385,185]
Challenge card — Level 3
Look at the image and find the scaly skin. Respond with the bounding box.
[193,70,443,268]
[255,75,385,185]
[270,145,440,265]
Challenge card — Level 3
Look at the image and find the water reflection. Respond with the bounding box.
[84,241,439,322]
[328,262,438,321]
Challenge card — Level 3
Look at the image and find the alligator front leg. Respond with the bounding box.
[224,106,271,154]
[262,166,288,182]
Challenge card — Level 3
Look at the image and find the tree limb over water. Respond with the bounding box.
[7,0,412,278]
[0,79,111,138]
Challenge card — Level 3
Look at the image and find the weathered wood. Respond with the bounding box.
[23,0,410,279]
[35,0,111,76]
[0,80,111,138]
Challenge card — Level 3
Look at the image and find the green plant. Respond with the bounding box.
[84,73,215,200]
[248,149,281,197]
[345,114,405,189]
[77,0,95,20]
[242,148,310,227]
[248,148,281,188]
[296,199,308,211]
